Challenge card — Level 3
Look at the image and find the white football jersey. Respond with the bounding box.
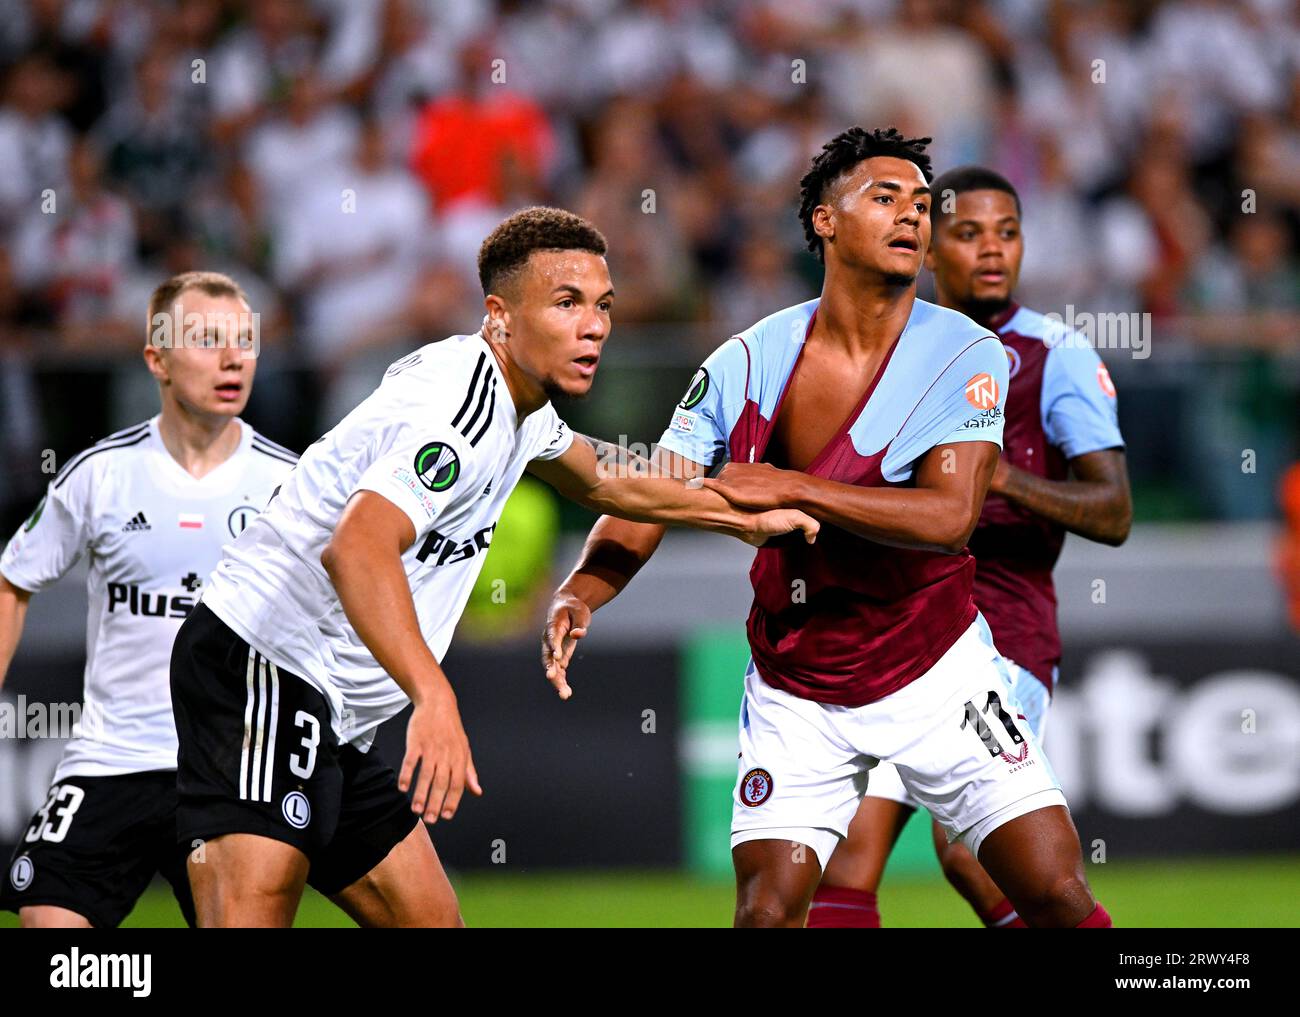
[0,417,296,782]
[202,333,574,750]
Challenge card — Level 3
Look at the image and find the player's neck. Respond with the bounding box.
[815,264,917,355]
[944,292,1018,332]
[157,399,243,480]
[483,328,547,419]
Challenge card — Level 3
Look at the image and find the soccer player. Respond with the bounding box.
[169,207,818,928]
[807,166,1131,928]
[0,271,293,928]
[544,129,1114,928]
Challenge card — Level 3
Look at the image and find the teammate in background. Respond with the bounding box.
[0,272,293,928]
[807,166,1131,928]
[544,129,1115,928]
[170,207,819,928]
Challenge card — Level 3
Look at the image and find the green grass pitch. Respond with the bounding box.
[3,856,1296,927]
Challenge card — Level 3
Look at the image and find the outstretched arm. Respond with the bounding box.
[698,441,999,554]
[990,448,1131,546]
[527,434,818,545]
[539,446,708,699]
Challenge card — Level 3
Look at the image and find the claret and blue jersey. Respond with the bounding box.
[969,302,1125,692]
[657,297,1010,708]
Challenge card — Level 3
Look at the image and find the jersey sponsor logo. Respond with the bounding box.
[414,441,460,492]
[281,791,311,829]
[1097,361,1116,398]
[679,367,710,410]
[670,409,697,434]
[960,406,1004,430]
[180,572,203,592]
[178,513,204,530]
[8,855,33,891]
[740,767,774,807]
[1005,346,1021,379]
[121,511,151,532]
[965,372,999,410]
[415,522,496,567]
[107,582,198,619]
[227,505,258,538]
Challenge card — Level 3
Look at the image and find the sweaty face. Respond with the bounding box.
[927,189,1023,312]
[816,156,932,283]
[145,291,257,417]
[497,250,613,400]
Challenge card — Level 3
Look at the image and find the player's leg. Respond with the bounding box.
[809,780,914,928]
[171,603,345,928]
[186,833,310,927]
[730,660,866,928]
[889,623,1108,928]
[309,742,461,927]
[929,818,1019,925]
[734,838,824,928]
[19,905,92,928]
[328,824,461,928]
[2,773,172,928]
[928,661,1052,927]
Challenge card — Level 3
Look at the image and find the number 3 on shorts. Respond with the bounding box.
[24,784,86,844]
[289,710,320,779]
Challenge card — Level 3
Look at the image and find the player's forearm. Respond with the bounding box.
[585,475,760,540]
[994,464,1131,545]
[791,474,979,554]
[321,538,454,708]
[557,514,668,612]
[0,574,32,689]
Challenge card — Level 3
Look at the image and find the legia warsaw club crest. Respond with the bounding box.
[414,442,461,492]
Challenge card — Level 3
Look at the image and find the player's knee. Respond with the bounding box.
[937,842,984,895]
[1014,872,1094,927]
[735,885,807,928]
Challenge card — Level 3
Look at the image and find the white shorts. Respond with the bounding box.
[867,633,1055,810]
[730,619,1066,869]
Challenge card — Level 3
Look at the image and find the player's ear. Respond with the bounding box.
[812,204,835,245]
[142,342,169,385]
[483,294,511,343]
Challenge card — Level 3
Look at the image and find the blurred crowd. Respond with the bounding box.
[0,0,1298,525]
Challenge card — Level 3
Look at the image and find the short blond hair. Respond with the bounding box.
[147,270,249,327]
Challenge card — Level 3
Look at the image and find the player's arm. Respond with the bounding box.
[0,572,33,690]
[320,492,481,823]
[527,434,818,545]
[990,448,1132,546]
[540,447,707,699]
[699,440,1000,554]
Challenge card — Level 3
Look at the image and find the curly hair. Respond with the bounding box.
[797,127,934,261]
[477,206,608,296]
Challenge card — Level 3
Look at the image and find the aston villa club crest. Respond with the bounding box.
[740,767,774,807]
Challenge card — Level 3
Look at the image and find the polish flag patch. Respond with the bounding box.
[178,513,204,529]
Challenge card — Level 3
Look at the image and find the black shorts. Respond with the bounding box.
[171,602,417,896]
[0,770,195,928]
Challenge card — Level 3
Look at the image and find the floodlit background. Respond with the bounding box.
[1,0,1298,927]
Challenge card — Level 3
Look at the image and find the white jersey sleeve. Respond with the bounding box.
[0,456,95,593]
[527,404,574,462]
[352,421,476,541]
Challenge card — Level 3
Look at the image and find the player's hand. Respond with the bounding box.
[692,462,791,512]
[399,693,482,823]
[739,508,820,547]
[542,591,591,700]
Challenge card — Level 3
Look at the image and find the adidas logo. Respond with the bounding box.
[122,512,151,532]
